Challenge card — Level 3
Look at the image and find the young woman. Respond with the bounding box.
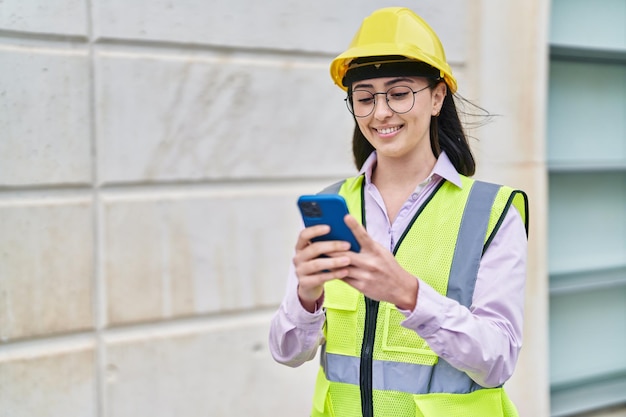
[269,7,529,417]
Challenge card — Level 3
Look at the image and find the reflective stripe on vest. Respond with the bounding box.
[448,180,500,308]
[319,180,500,394]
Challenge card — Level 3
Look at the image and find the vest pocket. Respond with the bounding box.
[381,303,438,365]
[412,388,517,417]
[312,368,335,417]
[323,280,360,355]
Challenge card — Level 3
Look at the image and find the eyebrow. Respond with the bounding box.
[353,77,417,90]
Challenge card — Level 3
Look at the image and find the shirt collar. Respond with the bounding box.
[358,151,464,188]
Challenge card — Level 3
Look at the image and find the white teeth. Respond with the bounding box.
[377,126,401,134]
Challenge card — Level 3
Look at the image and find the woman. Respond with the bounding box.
[269,7,528,417]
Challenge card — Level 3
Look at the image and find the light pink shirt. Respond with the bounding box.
[269,152,528,388]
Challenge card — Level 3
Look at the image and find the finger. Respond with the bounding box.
[343,214,374,250]
[296,255,351,277]
[295,240,352,265]
[295,225,330,250]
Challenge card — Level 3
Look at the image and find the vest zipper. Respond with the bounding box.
[355,179,444,416]
[360,296,379,417]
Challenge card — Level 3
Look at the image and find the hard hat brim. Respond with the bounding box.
[330,44,457,93]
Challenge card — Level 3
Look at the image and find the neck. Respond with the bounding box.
[372,151,437,190]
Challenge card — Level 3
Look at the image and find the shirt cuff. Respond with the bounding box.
[400,280,446,337]
[284,288,325,328]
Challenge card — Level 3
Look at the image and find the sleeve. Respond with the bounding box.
[400,204,528,387]
[268,262,326,367]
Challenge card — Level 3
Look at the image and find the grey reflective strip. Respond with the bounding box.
[374,357,434,393]
[322,352,434,394]
[429,180,499,393]
[428,357,482,393]
[447,181,500,307]
[318,180,345,195]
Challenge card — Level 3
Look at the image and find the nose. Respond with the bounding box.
[373,93,393,119]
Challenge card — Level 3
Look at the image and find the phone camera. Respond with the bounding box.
[300,202,323,218]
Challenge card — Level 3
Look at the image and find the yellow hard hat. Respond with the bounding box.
[330,7,457,93]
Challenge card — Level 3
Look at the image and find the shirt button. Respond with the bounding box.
[418,324,425,330]
[411,193,418,201]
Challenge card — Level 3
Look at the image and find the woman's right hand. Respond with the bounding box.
[293,225,352,312]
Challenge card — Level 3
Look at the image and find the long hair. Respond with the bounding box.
[350,82,481,177]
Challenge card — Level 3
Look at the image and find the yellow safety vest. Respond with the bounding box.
[312,175,529,417]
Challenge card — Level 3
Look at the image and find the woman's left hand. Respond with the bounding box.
[337,214,419,310]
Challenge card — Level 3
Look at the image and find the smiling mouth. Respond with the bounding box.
[375,125,403,135]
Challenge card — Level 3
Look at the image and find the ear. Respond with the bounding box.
[431,81,447,116]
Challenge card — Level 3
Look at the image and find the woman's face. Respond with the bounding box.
[351,76,445,162]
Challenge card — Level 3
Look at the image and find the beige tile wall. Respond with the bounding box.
[0,339,97,417]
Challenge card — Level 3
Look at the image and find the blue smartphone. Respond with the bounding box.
[297,194,360,252]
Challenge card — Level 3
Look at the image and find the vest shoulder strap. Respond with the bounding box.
[484,186,529,254]
[318,180,345,195]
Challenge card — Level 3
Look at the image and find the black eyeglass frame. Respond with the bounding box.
[344,84,432,118]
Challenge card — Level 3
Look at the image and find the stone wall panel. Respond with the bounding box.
[102,189,302,325]
[92,0,466,61]
[104,315,317,417]
[0,198,94,341]
[0,45,91,186]
[0,0,87,36]
[0,343,96,417]
[95,50,354,184]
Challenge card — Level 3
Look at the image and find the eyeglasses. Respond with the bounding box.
[345,85,431,118]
